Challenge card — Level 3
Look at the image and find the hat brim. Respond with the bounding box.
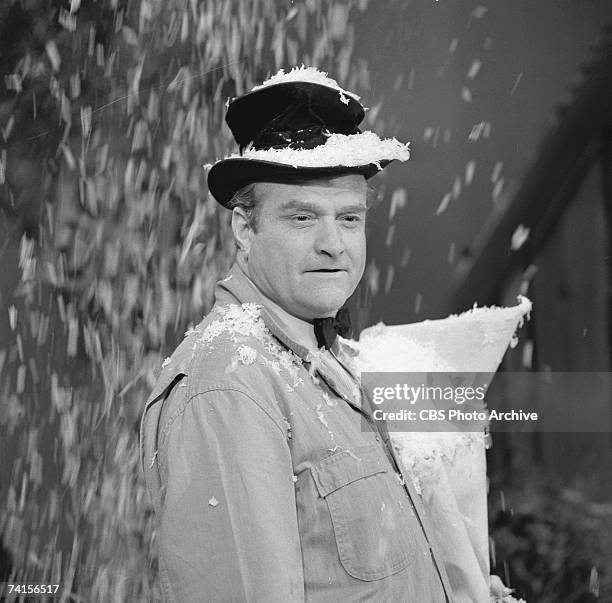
[206,157,392,208]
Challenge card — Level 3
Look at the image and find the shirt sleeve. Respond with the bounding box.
[155,387,305,603]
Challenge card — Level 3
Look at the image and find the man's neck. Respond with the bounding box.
[236,261,320,351]
[257,292,320,351]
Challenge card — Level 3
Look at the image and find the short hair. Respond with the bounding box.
[227,182,259,230]
[227,175,379,232]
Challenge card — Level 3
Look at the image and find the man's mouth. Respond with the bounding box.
[308,268,345,273]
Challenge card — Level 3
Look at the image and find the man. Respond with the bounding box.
[140,67,453,602]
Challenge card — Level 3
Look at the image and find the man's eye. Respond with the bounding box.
[292,214,313,223]
[341,214,362,223]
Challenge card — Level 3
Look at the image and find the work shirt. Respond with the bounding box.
[140,262,454,602]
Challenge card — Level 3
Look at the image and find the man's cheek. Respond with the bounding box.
[352,243,367,279]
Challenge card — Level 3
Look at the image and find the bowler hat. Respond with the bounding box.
[206,67,410,207]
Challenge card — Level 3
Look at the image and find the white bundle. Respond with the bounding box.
[354,296,532,603]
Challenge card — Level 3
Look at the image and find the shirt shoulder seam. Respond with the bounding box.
[158,385,288,451]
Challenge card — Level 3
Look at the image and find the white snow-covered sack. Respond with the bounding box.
[354,296,532,603]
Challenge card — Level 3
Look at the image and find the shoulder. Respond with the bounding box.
[190,302,304,395]
[143,302,304,428]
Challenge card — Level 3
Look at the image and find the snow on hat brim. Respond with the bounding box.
[207,158,387,208]
[207,131,410,207]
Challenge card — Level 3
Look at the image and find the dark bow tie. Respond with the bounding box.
[313,308,352,350]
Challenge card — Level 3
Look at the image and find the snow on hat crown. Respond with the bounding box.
[224,66,366,153]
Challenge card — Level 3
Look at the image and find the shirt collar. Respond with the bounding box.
[214,262,363,408]
[250,288,320,352]
[214,262,318,361]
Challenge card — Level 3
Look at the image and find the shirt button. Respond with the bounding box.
[375,435,381,442]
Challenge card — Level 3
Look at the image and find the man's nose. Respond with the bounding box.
[314,218,345,257]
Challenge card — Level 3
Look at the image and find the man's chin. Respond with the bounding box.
[301,298,349,320]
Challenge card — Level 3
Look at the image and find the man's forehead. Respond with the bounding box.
[255,174,367,200]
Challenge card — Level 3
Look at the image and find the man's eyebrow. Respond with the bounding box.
[277,199,367,213]
[277,199,319,212]
[337,204,367,214]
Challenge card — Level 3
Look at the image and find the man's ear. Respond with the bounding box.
[231,207,253,254]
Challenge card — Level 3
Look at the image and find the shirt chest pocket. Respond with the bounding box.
[310,447,416,581]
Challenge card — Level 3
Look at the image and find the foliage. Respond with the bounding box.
[490,477,612,603]
[0,0,373,599]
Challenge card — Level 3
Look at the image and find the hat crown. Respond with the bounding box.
[225,69,365,153]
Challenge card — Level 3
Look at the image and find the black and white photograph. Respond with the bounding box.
[1,1,611,601]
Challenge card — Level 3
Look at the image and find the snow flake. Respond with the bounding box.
[491,161,503,183]
[389,187,407,221]
[345,449,361,461]
[208,497,219,507]
[305,348,325,375]
[467,60,482,80]
[436,193,452,216]
[472,5,488,19]
[282,417,293,440]
[493,178,505,201]
[465,161,476,186]
[236,345,257,365]
[322,392,336,407]
[259,343,303,388]
[200,320,226,343]
[510,72,523,96]
[315,405,329,428]
[511,224,530,251]
[8,305,17,331]
[149,450,158,469]
[45,40,61,72]
[260,355,281,375]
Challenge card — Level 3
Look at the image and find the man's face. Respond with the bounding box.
[239,174,368,320]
